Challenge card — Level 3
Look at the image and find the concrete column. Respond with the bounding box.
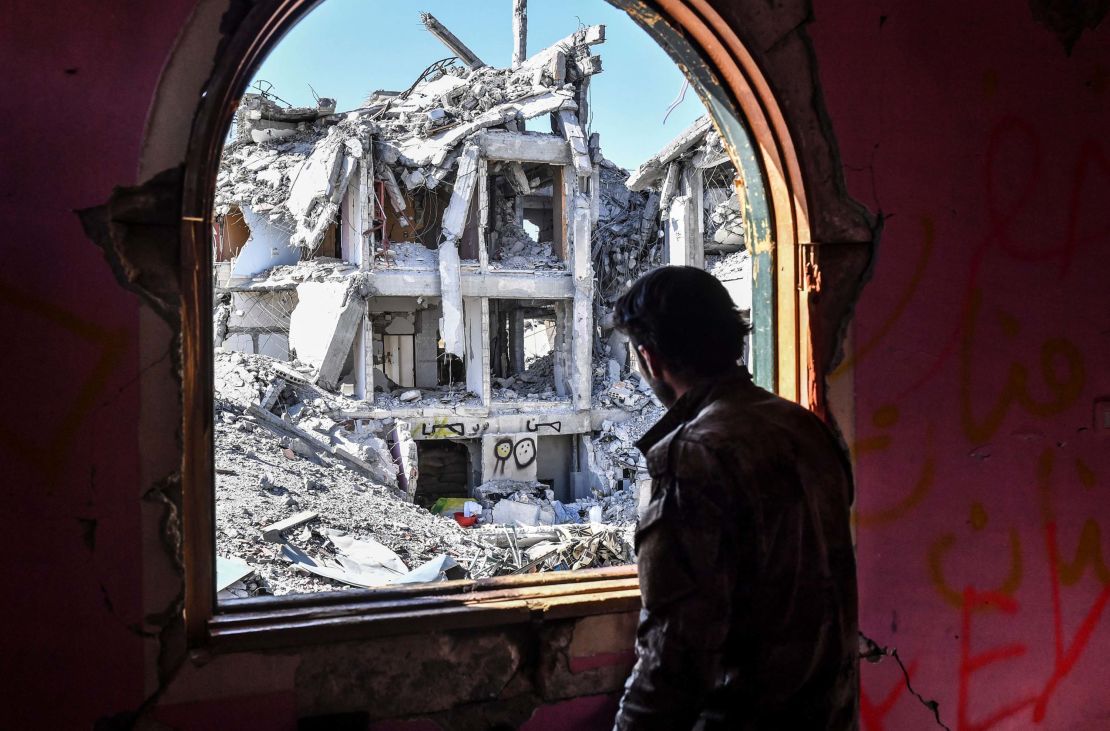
[510,308,526,374]
[512,0,527,68]
[464,297,490,403]
[553,301,568,397]
[684,165,704,269]
[666,194,697,268]
[570,194,593,410]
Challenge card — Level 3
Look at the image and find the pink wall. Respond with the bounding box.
[0,1,195,727]
[1,0,1108,728]
[811,3,1110,729]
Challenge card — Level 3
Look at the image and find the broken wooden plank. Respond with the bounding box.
[261,511,319,543]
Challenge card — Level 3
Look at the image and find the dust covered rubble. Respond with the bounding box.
[214,350,481,596]
[489,197,563,271]
[215,349,639,597]
[491,351,563,400]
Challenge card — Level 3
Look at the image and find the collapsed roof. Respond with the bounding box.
[215,17,606,256]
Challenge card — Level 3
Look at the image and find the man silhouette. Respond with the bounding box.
[612,266,858,731]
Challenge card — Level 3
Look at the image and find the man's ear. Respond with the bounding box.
[637,345,659,379]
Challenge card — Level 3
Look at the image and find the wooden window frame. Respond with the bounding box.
[181,0,811,650]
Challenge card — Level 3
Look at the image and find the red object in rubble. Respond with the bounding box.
[453,512,478,527]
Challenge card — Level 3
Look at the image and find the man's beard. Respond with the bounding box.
[635,350,678,408]
[647,374,678,408]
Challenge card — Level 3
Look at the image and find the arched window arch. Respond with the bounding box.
[165,0,852,646]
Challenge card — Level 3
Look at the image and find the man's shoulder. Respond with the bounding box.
[645,425,723,482]
[647,380,840,478]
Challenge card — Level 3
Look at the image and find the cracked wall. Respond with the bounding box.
[805,3,1110,729]
[4,0,1110,729]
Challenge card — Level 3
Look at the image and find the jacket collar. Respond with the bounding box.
[635,367,753,456]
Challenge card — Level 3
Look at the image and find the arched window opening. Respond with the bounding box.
[179,0,813,644]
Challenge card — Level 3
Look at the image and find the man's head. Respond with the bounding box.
[614,266,750,407]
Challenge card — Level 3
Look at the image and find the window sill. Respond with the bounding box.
[206,565,640,653]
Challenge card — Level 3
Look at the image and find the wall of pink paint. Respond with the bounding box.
[0,1,196,728]
[1,0,1107,729]
[810,3,1110,729]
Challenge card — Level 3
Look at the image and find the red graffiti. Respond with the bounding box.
[957,588,1035,731]
[1033,521,1110,722]
[860,659,918,731]
[954,517,1110,730]
[863,120,1110,401]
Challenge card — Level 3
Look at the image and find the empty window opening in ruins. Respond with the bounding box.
[488,161,566,269]
[202,0,781,607]
[489,299,564,401]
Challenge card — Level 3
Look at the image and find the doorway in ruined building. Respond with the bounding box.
[415,440,475,508]
[189,0,812,617]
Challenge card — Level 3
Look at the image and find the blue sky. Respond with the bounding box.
[249,0,705,170]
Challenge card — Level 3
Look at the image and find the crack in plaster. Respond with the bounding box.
[860,631,952,731]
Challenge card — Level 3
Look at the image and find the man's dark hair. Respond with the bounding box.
[614,265,750,380]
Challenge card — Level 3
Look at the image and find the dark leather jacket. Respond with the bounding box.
[613,369,858,731]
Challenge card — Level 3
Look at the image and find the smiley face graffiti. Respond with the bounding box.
[491,435,537,475]
[513,437,536,468]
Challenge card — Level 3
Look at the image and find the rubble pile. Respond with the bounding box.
[234,257,366,288]
[492,352,561,400]
[707,248,751,280]
[373,241,441,269]
[216,121,369,253]
[706,196,744,250]
[490,198,562,270]
[366,23,601,187]
[215,349,640,598]
[372,386,483,410]
[209,12,762,598]
[216,21,605,260]
[592,159,662,308]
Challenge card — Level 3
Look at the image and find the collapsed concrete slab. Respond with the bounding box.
[289,280,365,389]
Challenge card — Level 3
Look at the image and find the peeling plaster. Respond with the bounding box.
[78,166,185,329]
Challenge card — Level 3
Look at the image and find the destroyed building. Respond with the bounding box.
[208,13,758,596]
[210,14,676,594]
[620,114,751,361]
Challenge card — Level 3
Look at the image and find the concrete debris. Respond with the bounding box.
[215,556,255,593]
[261,510,319,542]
